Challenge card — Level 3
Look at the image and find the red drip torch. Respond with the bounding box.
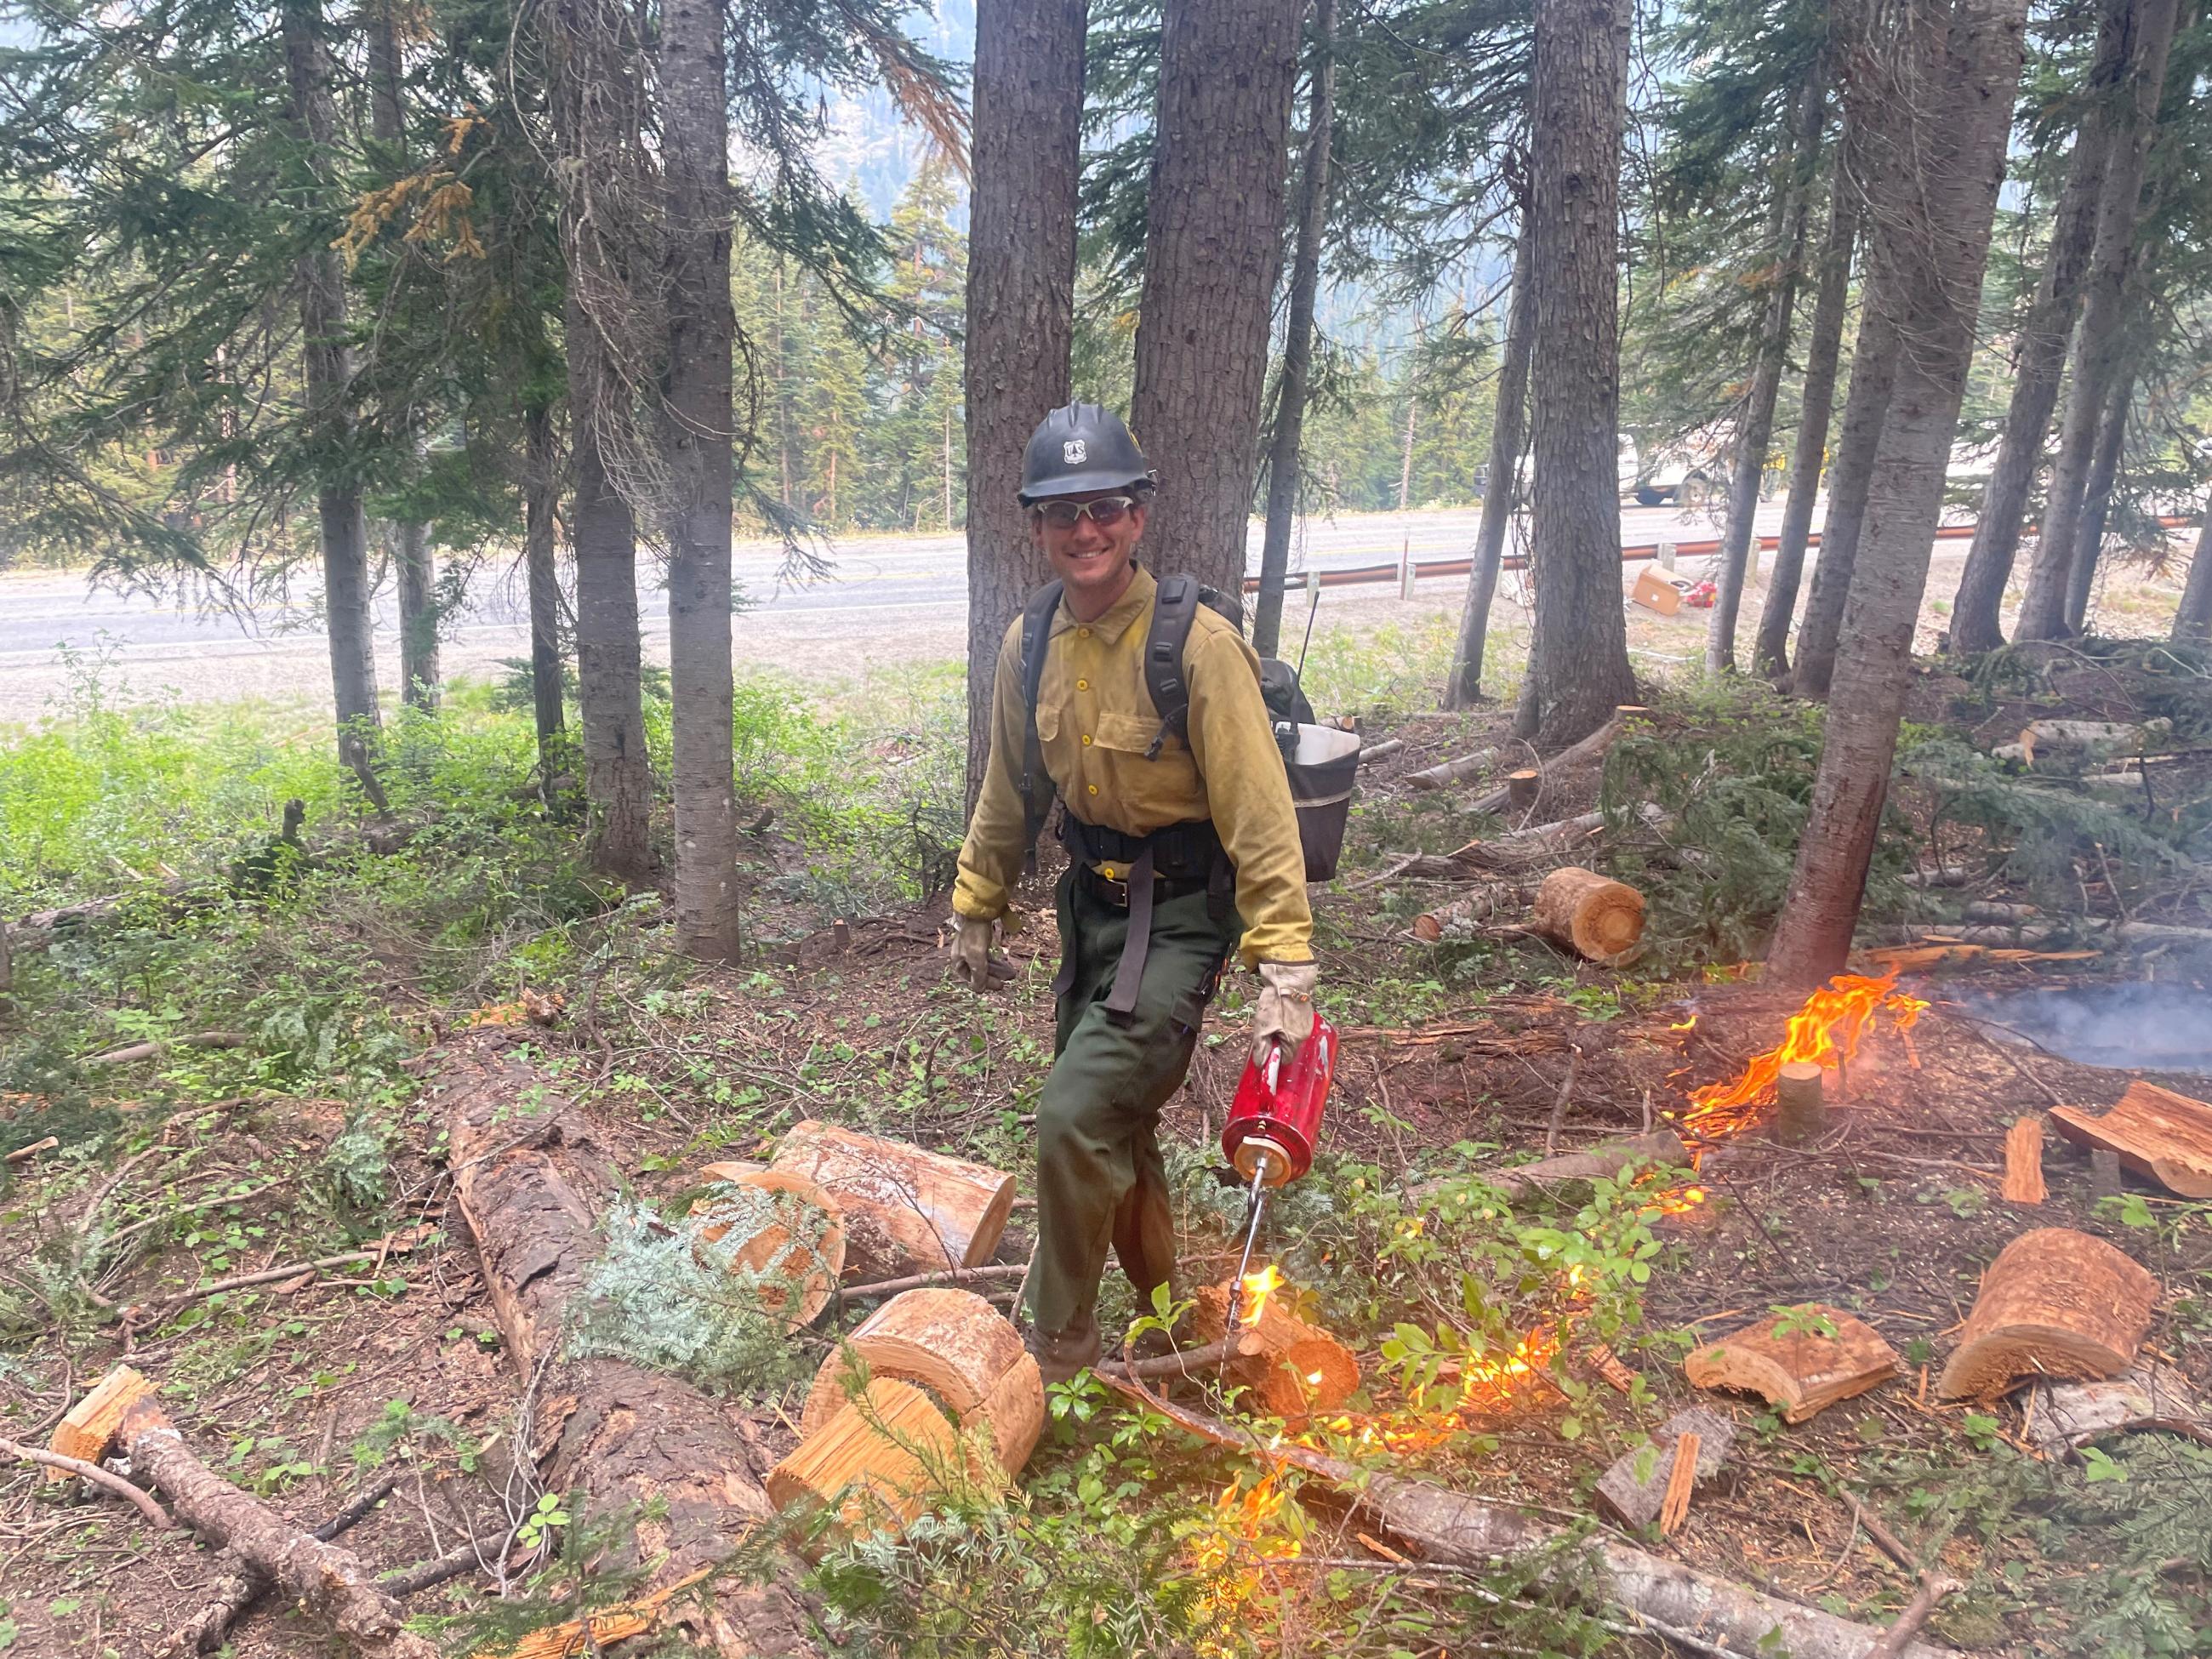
[1220,1014,1337,1328]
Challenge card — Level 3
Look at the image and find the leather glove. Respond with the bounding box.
[1251,961,1318,1061]
[947,915,1018,993]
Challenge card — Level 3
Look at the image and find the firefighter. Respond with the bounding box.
[947,402,1317,1383]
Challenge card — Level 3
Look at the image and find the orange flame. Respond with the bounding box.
[1686,969,1926,1135]
[1239,1263,1284,1327]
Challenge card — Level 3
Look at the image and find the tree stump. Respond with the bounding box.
[1190,1282,1359,1419]
[1685,1304,1901,1422]
[1938,1227,2158,1399]
[2050,1083,2212,1197]
[689,1168,846,1330]
[48,1365,154,1484]
[1775,1062,1826,1144]
[1531,866,1645,962]
[771,1120,1017,1280]
[767,1377,967,1537]
[800,1288,1044,1476]
[1506,768,1541,811]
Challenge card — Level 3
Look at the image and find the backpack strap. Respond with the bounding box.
[1018,579,1066,852]
[1142,574,1239,759]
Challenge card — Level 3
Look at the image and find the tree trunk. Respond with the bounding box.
[523,402,567,788]
[1445,209,1534,708]
[2015,0,2180,641]
[282,0,380,744]
[1708,62,1824,676]
[1252,0,1338,660]
[1787,287,1898,700]
[962,0,1086,805]
[1767,0,2029,984]
[661,0,741,961]
[2173,499,2212,643]
[1518,0,1639,744]
[368,3,439,711]
[1753,107,1860,679]
[1945,0,2124,653]
[2062,369,2134,632]
[1129,0,1303,602]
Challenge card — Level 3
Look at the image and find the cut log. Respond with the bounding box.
[1406,1129,1688,1206]
[2001,1118,2047,1205]
[471,1570,709,1659]
[2050,1083,2212,1198]
[1775,1061,1827,1144]
[799,1288,1042,1475]
[48,1364,155,1483]
[1531,867,1645,962]
[1406,746,1500,790]
[1594,1405,1735,1531]
[432,1028,818,1656]
[766,1377,968,1536]
[771,1120,1016,1280]
[1685,1304,1901,1423]
[1995,717,2172,766]
[2026,1360,2204,1458]
[118,1398,436,1658]
[1411,888,1510,942]
[1189,1281,1359,1419]
[1103,1381,1950,1659]
[690,1168,846,1330]
[1359,738,1405,765]
[1938,1227,2158,1400]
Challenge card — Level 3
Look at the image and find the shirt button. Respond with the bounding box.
[1081,734,1093,746]
[1086,784,1098,796]
[1077,627,1091,638]
[1076,678,1089,691]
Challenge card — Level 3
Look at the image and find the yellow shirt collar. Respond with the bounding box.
[1052,564,1156,647]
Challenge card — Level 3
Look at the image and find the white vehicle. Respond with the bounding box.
[1619,437,1720,508]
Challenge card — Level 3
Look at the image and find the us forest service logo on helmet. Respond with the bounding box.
[1063,439,1087,465]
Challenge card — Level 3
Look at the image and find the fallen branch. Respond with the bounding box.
[1462,710,1637,816]
[1095,1336,1257,1383]
[1407,1130,1688,1206]
[126,1229,436,1329]
[1097,1379,1947,1659]
[1406,746,1501,790]
[0,1434,173,1528]
[1865,1576,1961,1659]
[85,1032,248,1068]
[169,1472,402,1654]
[5,1136,59,1163]
[838,1262,1030,1300]
[1360,738,1405,765]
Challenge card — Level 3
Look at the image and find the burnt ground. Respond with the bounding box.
[3,652,2211,1656]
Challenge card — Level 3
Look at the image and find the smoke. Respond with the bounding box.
[1946,966,2212,1077]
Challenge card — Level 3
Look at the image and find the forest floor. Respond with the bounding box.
[1,619,2209,1657]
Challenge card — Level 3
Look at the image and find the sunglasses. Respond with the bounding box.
[1031,494,1139,530]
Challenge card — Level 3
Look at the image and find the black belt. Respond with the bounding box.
[1079,863,1212,909]
[1055,817,1232,1025]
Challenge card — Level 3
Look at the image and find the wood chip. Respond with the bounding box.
[1658,1432,1701,1535]
[2001,1117,2047,1205]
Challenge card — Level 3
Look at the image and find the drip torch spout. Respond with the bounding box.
[1224,1146,1278,1331]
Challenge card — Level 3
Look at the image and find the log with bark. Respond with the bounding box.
[1187,1281,1360,1419]
[690,1166,846,1330]
[48,1364,155,1481]
[1685,1305,1902,1422]
[430,1026,820,1655]
[1103,1379,1949,1658]
[2050,1083,2212,1197]
[771,1120,1017,1280]
[1406,746,1502,790]
[767,1377,971,1537]
[1937,1226,2157,1400]
[1411,887,1514,942]
[799,1288,1043,1477]
[2026,1360,2204,1458]
[1529,866,1645,962]
[1594,1405,1735,1531]
[1462,709,1641,817]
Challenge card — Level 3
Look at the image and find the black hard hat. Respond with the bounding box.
[1017,402,1155,505]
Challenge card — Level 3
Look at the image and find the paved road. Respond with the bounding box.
[0,498,1790,714]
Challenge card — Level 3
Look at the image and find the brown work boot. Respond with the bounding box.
[1026,1314,1102,1386]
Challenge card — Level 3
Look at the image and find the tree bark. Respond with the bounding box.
[2015,0,2180,641]
[1768,0,2029,984]
[1945,0,2124,653]
[1130,0,1303,602]
[2173,499,2212,643]
[282,0,380,745]
[1753,107,1860,679]
[1252,0,1338,660]
[661,0,741,961]
[1518,0,1639,744]
[1707,61,1824,676]
[962,0,1086,806]
[523,402,567,789]
[1445,208,1533,709]
[2062,368,2134,632]
[1787,286,1898,699]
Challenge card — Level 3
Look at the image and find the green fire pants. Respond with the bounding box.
[1027,866,1238,1340]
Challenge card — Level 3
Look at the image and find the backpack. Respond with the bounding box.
[1015,573,1335,871]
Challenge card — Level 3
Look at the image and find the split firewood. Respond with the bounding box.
[118,1396,437,1658]
[1582,1343,1640,1394]
[1405,1129,1689,1207]
[1685,1305,1902,1422]
[2001,1118,2047,1205]
[1657,1431,1700,1535]
[1595,1405,1734,1531]
[1102,1380,1951,1659]
[800,1288,1044,1477]
[690,1167,847,1330]
[2026,1361,2205,1458]
[1189,1282,1360,1419]
[1405,745,1500,790]
[48,1365,156,1483]
[767,1377,973,1538]
[435,1028,819,1655]
[771,1120,1017,1280]
[2050,1082,2212,1198]
[1938,1227,2158,1400]
[1529,866,1645,963]
[471,1570,710,1659]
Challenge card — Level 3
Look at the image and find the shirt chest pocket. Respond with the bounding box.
[1092,711,1166,755]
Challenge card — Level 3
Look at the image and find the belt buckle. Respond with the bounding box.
[1095,869,1132,907]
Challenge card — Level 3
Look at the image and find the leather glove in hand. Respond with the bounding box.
[1251,961,1318,1061]
[947,916,1018,993]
